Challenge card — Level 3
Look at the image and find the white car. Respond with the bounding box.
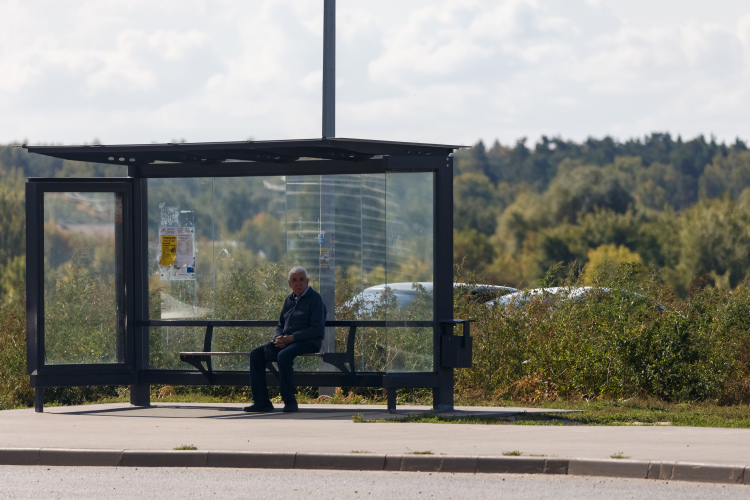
[487,286,663,311]
[345,282,517,314]
[488,286,605,307]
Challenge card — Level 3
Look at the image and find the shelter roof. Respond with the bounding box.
[24,137,463,167]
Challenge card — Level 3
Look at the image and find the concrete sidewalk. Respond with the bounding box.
[0,403,747,485]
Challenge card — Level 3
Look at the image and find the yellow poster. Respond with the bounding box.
[159,227,196,280]
[159,235,177,266]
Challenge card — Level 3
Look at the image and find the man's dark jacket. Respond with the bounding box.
[273,287,327,350]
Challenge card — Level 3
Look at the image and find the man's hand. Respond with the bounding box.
[273,335,294,348]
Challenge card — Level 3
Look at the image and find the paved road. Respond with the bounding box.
[1,466,748,500]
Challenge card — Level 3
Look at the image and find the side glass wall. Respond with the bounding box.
[43,191,125,365]
[147,172,434,372]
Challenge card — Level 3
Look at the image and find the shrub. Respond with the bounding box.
[4,261,750,408]
[0,289,33,409]
[455,264,750,404]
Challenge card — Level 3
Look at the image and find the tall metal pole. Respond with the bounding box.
[322,0,336,138]
[319,0,336,396]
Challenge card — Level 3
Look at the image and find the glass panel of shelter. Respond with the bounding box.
[146,172,435,373]
[42,191,126,365]
[385,171,434,373]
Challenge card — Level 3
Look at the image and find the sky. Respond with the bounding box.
[2,0,750,148]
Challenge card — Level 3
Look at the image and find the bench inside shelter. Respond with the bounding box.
[175,319,470,412]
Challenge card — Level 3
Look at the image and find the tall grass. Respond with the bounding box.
[0,287,33,408]
[2,263,750,408]
[455,265,750,405]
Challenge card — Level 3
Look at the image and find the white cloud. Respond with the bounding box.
[739,15,750,46]
[1,0,750,146]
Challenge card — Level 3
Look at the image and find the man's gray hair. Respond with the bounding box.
[288,266,309,279]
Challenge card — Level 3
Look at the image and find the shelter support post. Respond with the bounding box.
[434,370,454,411]
[434,155,455,411]
[130,384,150,407]
[131,177,150,408]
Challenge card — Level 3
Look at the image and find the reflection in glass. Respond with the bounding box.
[43,192,124,364]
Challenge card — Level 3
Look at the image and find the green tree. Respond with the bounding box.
[676,192,750,289]
[453,173,502,235]
[455,140,490,179]
[699,150,750,200]
[238,213,285,262]
[545,164,634,224]
[0,183,25,269]
[584,244,645,284]
[454,229,495,273]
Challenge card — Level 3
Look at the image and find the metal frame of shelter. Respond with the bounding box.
[24,137,471,413]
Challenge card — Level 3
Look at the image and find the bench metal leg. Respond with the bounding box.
[387,388,397,413]
[34,388,44,413]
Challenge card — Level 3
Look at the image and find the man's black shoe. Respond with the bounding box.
[282,401,299,413]
[242,402,274,413]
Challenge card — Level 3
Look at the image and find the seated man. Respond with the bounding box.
[243,266,327,413]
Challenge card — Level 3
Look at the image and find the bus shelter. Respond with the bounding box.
[24,138,471,412]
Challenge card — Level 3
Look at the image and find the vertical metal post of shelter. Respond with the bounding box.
[130,175,151,407]
[322,0,335,138]
[434,156,455,410]
[34,388,44,413]
[26,182,43,412]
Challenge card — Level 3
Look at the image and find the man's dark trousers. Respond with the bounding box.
[250,340,319,405]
